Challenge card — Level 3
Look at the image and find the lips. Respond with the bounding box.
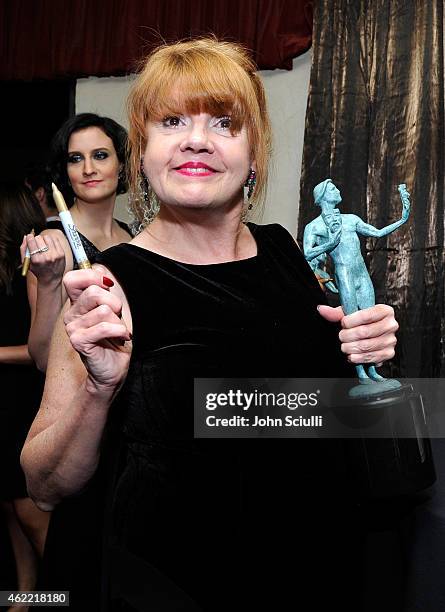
[174,162,217,177]
[83,180,103,186]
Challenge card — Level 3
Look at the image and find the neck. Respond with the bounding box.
[319,201,337,214]
[138,199,253,264]
[70,195,116,238]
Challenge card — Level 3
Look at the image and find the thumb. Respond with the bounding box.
[19,235,28,263]
[317,304,344,323]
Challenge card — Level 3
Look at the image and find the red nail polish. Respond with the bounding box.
[103,276,114,287]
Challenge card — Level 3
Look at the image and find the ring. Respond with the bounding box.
[29,246,49,256]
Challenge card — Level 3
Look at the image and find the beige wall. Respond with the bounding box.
[75,51,311,236]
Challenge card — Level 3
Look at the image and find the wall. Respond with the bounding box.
[76,51,311,236]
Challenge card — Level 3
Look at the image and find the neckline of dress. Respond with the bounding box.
[123,242,259,267]
[122,223,260,268]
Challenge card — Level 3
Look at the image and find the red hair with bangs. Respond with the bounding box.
[127,37,272,225]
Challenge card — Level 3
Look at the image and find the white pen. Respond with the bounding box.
[51,182,92,269]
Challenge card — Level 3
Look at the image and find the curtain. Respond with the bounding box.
[298,0,445,377]
[0,0,313,79]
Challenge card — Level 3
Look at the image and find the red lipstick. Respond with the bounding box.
[175,162,216,177]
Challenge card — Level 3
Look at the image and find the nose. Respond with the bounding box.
[179,122,214,154]
[82,156,97,176]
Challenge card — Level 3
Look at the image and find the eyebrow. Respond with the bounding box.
[68,147,112,154]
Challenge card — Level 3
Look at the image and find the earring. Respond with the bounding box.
[245,168,256,210]
[139,158,159,226]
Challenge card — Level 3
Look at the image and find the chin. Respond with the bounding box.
[80,189,116,203]
[171,199,216,210]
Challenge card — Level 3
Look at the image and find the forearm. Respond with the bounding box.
[28,282,64,372]
[0,345,32,365]
[365,218,406,238]
[21,378,116,511]
[304,241,336,261]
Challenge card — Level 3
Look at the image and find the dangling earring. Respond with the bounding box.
[139,158,159,226]
[244,168,256,210]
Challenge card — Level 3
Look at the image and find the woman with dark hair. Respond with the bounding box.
[23,113,133,372]
[0,183,49,605]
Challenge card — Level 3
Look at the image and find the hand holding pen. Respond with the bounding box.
[51,183,92,270]
[21,182,91,280]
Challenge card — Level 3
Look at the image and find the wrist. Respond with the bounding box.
[84,375,121,402]
[37,276,63,290]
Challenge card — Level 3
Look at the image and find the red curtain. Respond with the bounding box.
[1,0,313,80]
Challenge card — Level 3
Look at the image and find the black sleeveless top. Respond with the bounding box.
[46,218,132,268]
[87,223,359,611]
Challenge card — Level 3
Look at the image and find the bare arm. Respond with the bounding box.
[0,345,33,365]
[24,229,73,372]
[21,266,132,511]
[355,185,411,238]
[355,217,407,238]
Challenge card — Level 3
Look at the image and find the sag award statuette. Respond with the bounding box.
[303,179,435,498]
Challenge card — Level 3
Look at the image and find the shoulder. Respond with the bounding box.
[343,214,361,224]
[94,243,138,288]
[304,215,323,228]
[248,222,295,242]
[248,222,305,258]
[303,217,325,235]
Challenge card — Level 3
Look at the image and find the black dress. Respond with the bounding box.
[45,219,132,268]
[0,270,44,500]
[37,220,132,608]
[92,223,361,611]
[39,223,362,611]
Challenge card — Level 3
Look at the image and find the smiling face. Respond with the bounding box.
[143,112,253,211]
[67,126,120,203]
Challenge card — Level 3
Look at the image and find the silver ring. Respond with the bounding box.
[29,246,49,256]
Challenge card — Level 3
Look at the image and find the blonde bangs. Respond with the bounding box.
[135,51,256,132]
[127,38,272,225]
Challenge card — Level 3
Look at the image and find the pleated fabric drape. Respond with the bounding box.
[0,0,313,79]
[299,0,445,376]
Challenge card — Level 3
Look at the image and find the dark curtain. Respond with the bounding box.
[0,0,313,79]
[298,0,445,377]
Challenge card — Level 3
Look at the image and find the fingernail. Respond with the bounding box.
[103,276,114,287]
[316,305,322,312]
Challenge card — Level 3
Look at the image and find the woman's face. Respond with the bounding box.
[67,126,120,203]
[143,112,254,211]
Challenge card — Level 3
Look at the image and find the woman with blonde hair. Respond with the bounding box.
[22,38,399,611]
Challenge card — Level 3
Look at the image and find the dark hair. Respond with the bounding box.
[0,182,46,294]
[25,162,57,210]
[49,113,128,206]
